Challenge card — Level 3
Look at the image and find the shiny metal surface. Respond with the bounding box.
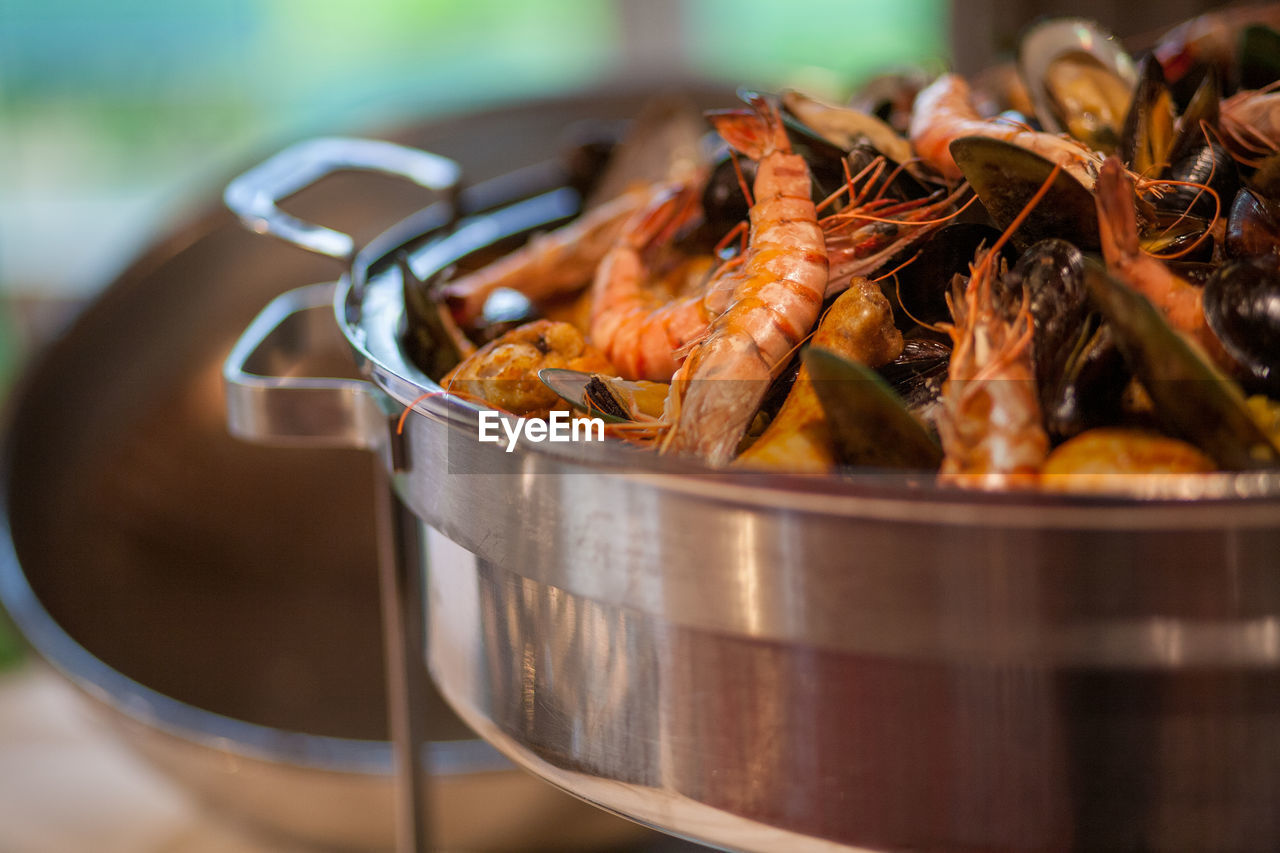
[3,88,725,851]
[224,137,461,261]
[226,99,1280,850]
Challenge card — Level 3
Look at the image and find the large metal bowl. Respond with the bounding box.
[225,137,1280,851]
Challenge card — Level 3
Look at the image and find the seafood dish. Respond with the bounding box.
[408,7,1280,493]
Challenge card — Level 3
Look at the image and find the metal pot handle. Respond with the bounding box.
[224,282,387,450]
[223,137,461,261]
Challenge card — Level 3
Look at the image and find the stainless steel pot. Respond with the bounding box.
[225,129,1280,852]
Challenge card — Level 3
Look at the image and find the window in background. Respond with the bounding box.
[0,0,948,296]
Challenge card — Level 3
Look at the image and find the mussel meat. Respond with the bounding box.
[1019,18,1137,152]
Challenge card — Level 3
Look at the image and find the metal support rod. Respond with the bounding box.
[374,461,431,853]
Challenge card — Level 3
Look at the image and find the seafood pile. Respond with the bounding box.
[411,7,1280,492]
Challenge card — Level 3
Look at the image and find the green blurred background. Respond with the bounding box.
[0,0,948,296]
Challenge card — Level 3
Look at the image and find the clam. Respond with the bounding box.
[1019,18,1137,152]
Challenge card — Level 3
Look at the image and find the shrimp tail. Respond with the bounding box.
[706,93,790,160]
[1094,157,1141,265]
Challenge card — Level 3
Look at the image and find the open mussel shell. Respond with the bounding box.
[1019,18,1136,150]
[950,136,1100,250]
[804,347,942,470]
[1083,259,1280,468]
[1012,239,1126,438]
[886,222,1003,327]
[399,253,468,378]
[780,89,915,166]
[1203,256,1280,397]
[1165,68,1220,168]
[876,338,950,431]
[537,368,666,424]
[1119,56,1176,177]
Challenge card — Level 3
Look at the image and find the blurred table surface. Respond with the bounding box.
[0,661,308,853]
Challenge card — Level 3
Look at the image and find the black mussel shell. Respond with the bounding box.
[700,150,757,241]
[1044,314,1129,439]
[1012,239,1129,439]
[781,115,853,204]
[1084,259,1280,468]
[804,348,943,469]
[877,339,950,430]
[885,222,1004,328]
[1204,256,1280,397]
[950,136,1100,250]
[1157,136,1239,222]
[845,142,934,202]
[1014,238,1087,384]
[1120,56,1176,177]
[399,253,467,378]
[1165,69,1220,168]
[1226,187,1280,260]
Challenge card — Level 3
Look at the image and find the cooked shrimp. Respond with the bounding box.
[1093,156,1230,365]
[936,247,1049,488]
[909,73,1103,186]
[442,185,655,325]
[661,95,829,466]
[588,181,715,382]
[1219,87,1280,165]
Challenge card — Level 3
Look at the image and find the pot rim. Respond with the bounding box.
[344,187,1280,521]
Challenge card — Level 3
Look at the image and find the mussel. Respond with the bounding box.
[950,136,1100,250]
[1203,256,1280,397]
[538,368,667,423]
[1225,186,1280,260]
[1013,239,1128,440]
[1084,259,1280,468]
[877,338,950,433]
[1119,56,1176,177]
[886,222,1003,327]
[781,89,915,166]
[1019,18,1137,152]
[804,347,942,470]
